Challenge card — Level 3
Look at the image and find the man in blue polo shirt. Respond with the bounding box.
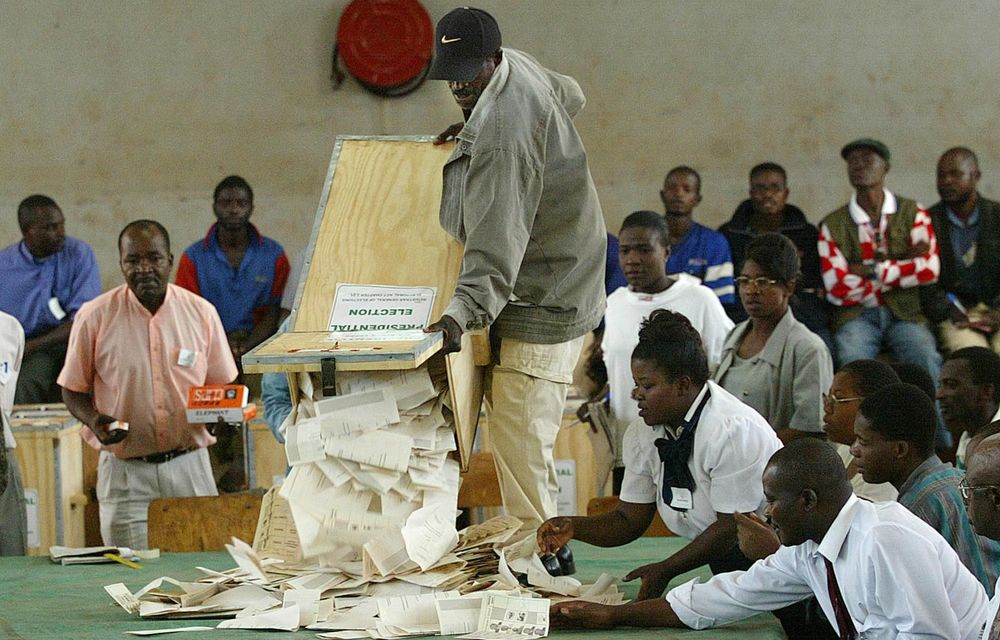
[175,175,290,366]
[660,166,736,313]
[0,195,101,404]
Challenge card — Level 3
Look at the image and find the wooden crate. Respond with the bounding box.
[10,405,87,555]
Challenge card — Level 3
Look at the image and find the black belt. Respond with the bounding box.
[131,448,196,464]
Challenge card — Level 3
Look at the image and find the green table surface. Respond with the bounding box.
[0,538,785,639]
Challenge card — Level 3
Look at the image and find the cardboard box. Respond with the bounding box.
[185,385,257,423]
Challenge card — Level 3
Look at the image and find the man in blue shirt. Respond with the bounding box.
[660,166,736,312]
[175,176,290,367]
[922,147,1000,354]
[0,195,101,404]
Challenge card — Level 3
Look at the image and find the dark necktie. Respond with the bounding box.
[823,557,857,640]
[653,388,710,511]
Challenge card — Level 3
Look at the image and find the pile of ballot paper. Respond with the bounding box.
[279,365,462,570]
[105,516,625,638]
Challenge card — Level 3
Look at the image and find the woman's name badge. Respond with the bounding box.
[669,488,693,510]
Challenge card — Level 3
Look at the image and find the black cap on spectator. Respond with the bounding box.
[428,7,501,82]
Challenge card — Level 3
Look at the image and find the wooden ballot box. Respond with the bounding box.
[10,405,87,555]
[244,136,484,470]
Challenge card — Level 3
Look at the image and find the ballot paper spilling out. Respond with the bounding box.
[101,364,622,637]
[101,520,621,637]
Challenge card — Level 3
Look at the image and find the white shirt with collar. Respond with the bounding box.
[619,380,781,540]
[603,274,733,428]
[0,311,25,449]
[667,494,988,639]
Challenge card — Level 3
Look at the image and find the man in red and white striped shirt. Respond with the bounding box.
[818,139,944,445]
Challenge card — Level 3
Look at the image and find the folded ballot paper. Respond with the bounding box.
[101,364,625,637]
[50,545,138,566]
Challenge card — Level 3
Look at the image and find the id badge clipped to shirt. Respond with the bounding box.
[669,487,693,511]
[177,349,198,368]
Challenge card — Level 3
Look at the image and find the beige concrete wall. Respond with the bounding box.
[2,0,998,289]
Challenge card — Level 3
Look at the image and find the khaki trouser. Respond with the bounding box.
[485,335,584,532]
[939,304,1000,353]
[98,447,217,550]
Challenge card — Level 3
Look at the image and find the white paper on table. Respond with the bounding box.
[457,515,523,551]
[496,550,520,590]
[581,573,615,597]
[333,598,379,615]
[138,602,180,618]
[366,581,435,599]
[316,631,374,639]
[336,370,437,412]
[217,604,300,631]
[435,594,487,636]
[224,537,268,582]
[316,388,400,437]
[285,417,326,465]
[201,583,280,611]
[460,594,550,639]
[284,588,321,626]
[401,503,458,571]
[525,553,581,596]
[285,500,343,558]
[286,572,349,593]
[325,430,412,473]
[308,604,379,631]
[104,582,141,613]
[363,528,413,577]
[376,591,458,631]
[125,627,215,636]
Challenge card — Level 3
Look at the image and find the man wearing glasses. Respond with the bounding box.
[59,220,237,550]
[965,429,1000,636]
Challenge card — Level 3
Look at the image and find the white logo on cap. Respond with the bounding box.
[441,35,461,43]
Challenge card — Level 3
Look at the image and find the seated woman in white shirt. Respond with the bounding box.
[538,309,781,599]
[603,211,733,491]
[713,233,832,443]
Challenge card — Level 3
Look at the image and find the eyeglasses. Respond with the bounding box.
[822,392,863,408]
[958,478,1000,501]
[735,276,780,290]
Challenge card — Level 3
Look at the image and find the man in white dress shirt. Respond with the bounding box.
[553,438,988,639]
[0,311,27,554]
[966,430,1000,638]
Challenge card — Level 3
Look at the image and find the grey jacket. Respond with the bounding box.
[439,48,606,344]
[713,308,833,434]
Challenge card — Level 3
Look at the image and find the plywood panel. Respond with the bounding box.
[447,331,484,471]
[293,138,463,332]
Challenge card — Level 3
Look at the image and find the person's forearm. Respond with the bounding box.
[571,510,648,548]
[658,517,738,577]
[25,321,72,354]
[61,387,100,429]
[608,598,686,627]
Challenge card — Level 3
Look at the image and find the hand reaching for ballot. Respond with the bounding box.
[734,512,780,561]
[537,517,574,555]
[550,601,617,629]
[624,559,674,600]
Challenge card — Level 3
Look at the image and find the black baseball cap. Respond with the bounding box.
[428,7,502,82]
[841,138,891,163]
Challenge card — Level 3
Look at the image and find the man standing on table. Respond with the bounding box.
[59,220,237,549]
[425,7,607,534]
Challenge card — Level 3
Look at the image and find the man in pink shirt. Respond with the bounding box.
[59,220,237,549]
